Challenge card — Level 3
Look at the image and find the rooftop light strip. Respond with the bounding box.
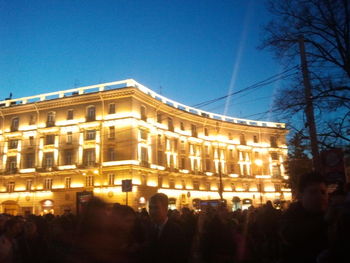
[0,78,285,128]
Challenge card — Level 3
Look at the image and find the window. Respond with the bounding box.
[157,134,162,147]
[204,127,209,136]
[85,130,96,140]
[45,135,55,145]
[108,148,116,161]
[64,150,73,165]
[168,117,174,132]
[7,157,17,173]
[46,112,55,127]
[11,117,19,132]
[67,132,72,144]
[67,109,74,120]
[240,134,246,145]
[229,163,235,173]
[26,180,32,191]
[65,177,71,189]
[8,140,18,149]
[108,174,115,186]
[140,130,148,140]
[86,176,94,187]
[180,122,185,131]
[191,124,197,137]
[25,153,35,168]
[140,105,147,121]
[228,133,233,140]
[140,147,148,165]
[29,114,36,125]
[108,103,116,114]
[29,136,34,146]
[157,113,162,123]
[275,183,281,191]
[272,165,281,177]
[43,153,54,168]
[44,178,53,190]
[253,135,258,143]
[229,149,234,159]
[180,140,185,153]
[169,179,175,188]
[205,159,211,171]
[193,180,200,190]
[270,136,278,148]
[7,182,15,193]
[86,106,96,121]
[157,150,164,165]
[83,149,96,166]
[180,157,186,169]
[108,126,115,139]
[205,182,211,191]
[271,152,279,161]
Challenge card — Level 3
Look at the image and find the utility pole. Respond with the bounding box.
[298,36,321,172]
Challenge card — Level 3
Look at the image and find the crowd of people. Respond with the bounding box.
[0,172,349,263]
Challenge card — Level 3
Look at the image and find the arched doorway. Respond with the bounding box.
[2,200,19,215]
[40,199,54,215]
[232,196,241,211]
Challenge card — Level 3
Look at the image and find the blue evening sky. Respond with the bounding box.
[0,0,290,122]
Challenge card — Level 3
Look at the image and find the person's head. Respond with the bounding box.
[112,205,136,233]
[149,193,168,224]
[297,172,328,213]
[4,218,22,238]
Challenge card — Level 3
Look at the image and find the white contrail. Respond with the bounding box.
[223,1,253,116]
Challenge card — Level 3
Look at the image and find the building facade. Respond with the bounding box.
[0,79,291,215]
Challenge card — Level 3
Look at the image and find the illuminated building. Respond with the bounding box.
[0,79,291,215]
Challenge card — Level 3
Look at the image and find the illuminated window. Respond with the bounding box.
[108,148,116,161]
[46,112,55,127]
[140,105,147,121]
[85,130,96,140]
[157,134,162,147]
[205,159,211,171]
[8,139,18,149]
[64,150,73,165]
[45,134,55,145]
[65,177,71,189]
[43,153,54,168]
[44,178,53,190]
[25,153,35,168]
[11,117,19,132]
[204,127,209,136]
[169,178,175,188]
[108,126,115,139]
[26,180,32,191]
[67,109,74,120]
[253,135,259,143]
[67,132,72,144]
[272,165,281,177]
[83,149,96,166]
[86,176,94,187]
[108,174,115,186]
[193,180,199,190]
[168,117,174,132]
[108,103,116,114]
[86,106,96,121]
[7,182,15,193]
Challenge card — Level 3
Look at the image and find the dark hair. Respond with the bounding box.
[150,193,168,208]
[298,172,327,193]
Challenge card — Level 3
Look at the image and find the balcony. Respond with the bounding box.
[46,121,55,127]
[4,168,18,175]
